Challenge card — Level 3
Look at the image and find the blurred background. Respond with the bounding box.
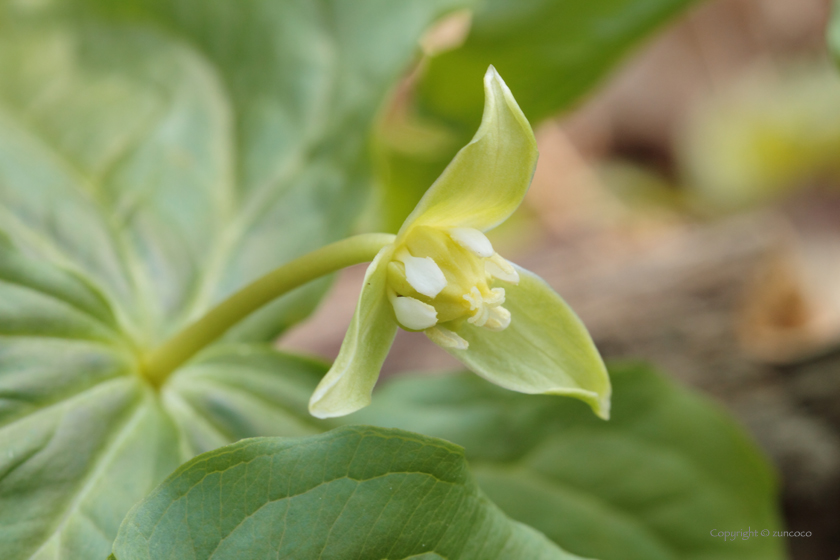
[281,0,840,558]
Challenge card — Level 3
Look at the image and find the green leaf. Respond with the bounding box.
[0,242,329,557]
[349,364,786,560]
[420,0,698,127]
[0,240,180,558]
[162,346,329,457]
[1,0,470,344]
[110,426,587,560]
[377,0,698,231]
[0,1,471,556]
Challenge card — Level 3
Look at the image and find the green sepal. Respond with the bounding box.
[308,246,398,418]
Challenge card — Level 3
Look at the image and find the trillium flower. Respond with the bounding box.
[309,66,611,419]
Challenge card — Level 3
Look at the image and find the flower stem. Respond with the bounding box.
[142,233,395,386]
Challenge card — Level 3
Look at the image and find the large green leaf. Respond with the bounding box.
[0,241,330,557]
[0,0,469,343]
[0,1,469,557]
[350,364,786,560]
[110,426,587,560]
[377,0,697,231]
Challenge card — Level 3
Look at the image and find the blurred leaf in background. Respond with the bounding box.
[351,363,786,560]
[375,0,699,232]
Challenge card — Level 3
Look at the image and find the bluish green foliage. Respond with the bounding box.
[0,1,469,557]
[351,363,786,560]
[110,426,584,560]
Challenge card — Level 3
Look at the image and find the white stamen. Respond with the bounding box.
[391,296,438,330]
[463,286,483,311]
[486,287,505,305]
[485,253,519,284]
[484,306,511,331]
[469,306,490,327]
[463,287,507,328]
[448,227,494,258]
[426,326,469,349]
[397,250,447,298]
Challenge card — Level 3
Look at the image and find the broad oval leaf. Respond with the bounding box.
[110,426,588,560]
[0,0,471,557]
[349,364,786,560]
